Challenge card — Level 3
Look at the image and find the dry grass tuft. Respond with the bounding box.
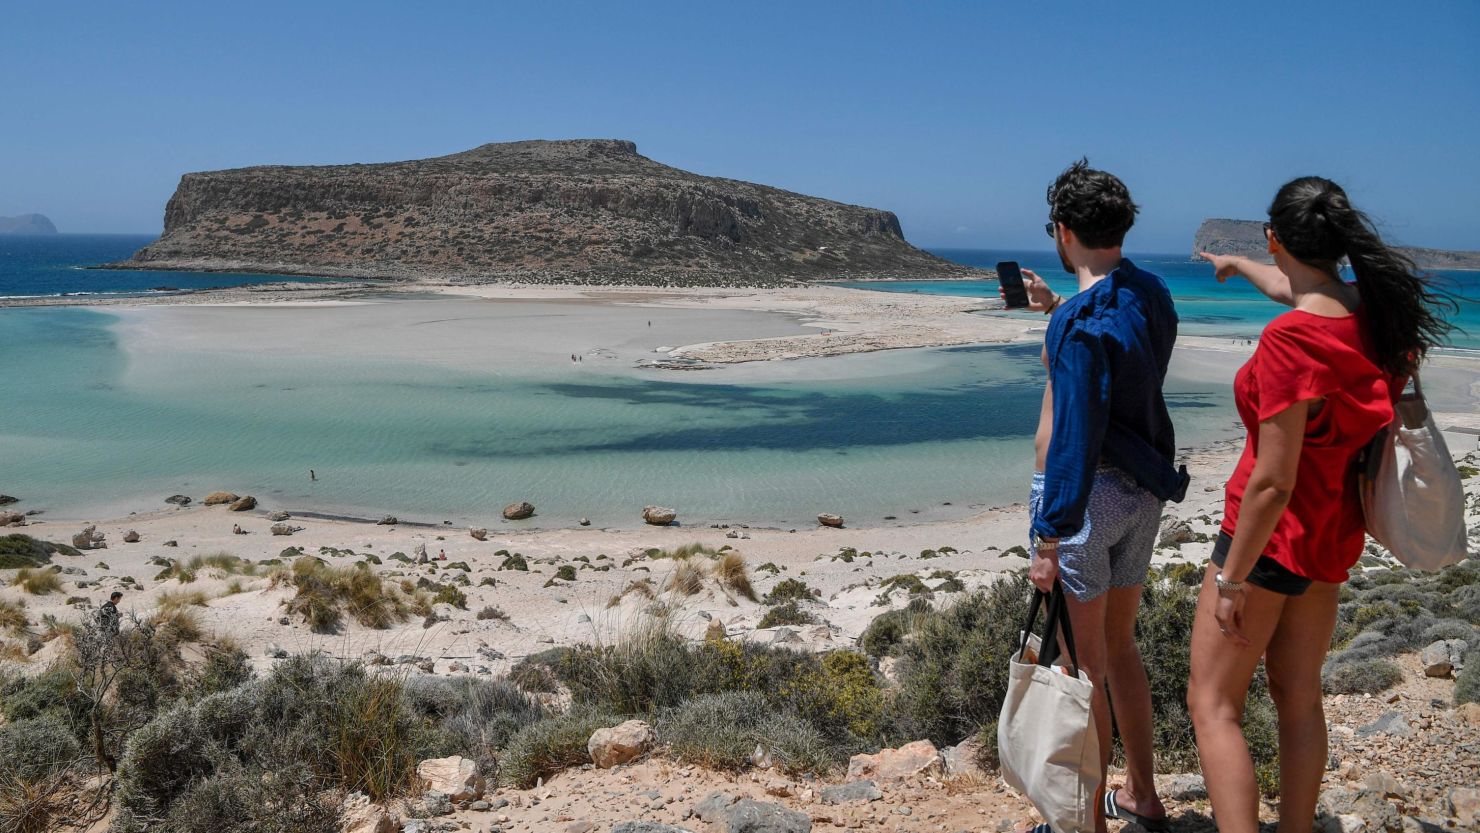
[9,568,62,595]
[712,552,757,602]
[154,552,257,583]
[274,557,413,633]
[0,597,27,635]
[664,558,706,596]
[156,589,210,612]
[146,606,204,643]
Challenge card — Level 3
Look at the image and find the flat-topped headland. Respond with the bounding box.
[1193,218,1480,270]
[105,139,984,286]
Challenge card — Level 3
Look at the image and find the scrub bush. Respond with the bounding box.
[758,601,816,628]
[660,691,835,774]
[1322,657,1404,695]
[498,708,621,788]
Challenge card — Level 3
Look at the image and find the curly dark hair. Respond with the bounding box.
[1269,176,1456,375]
[1046,158,1138,249]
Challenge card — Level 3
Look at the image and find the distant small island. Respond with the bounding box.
[0,213,58,235]
[109,139,981,286]
[1193,218,1480,271]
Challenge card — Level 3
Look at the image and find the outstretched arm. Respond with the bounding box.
[1199,252,1294,307]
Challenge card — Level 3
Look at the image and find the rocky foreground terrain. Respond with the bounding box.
[1191,219,1480,270]
[110,139,981,286]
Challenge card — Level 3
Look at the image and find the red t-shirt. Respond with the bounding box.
[1221,309,1396,583]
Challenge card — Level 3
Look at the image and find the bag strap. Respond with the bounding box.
[1037,583,1082,675]
[1018,584,1083,675]
[1016,588,1047,662]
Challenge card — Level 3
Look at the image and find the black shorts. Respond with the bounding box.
[1210,531,1312,596]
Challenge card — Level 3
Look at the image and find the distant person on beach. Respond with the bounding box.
[1014,159,1186,833]
[310,469,315,481]
[1190,178,1453,833]
[232,524,244,535]
[98,590,122,635]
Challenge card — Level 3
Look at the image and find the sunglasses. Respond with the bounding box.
[1045,221,1056,238]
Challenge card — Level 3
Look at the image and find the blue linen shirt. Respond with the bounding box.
[1031,258,1189,540]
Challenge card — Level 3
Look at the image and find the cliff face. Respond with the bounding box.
[119,140,977,284]
[0,214,58,234]
[1193,218,1480,270]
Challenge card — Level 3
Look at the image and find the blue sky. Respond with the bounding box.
[3,1,1477,251]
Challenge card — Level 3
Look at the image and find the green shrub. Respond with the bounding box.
[0,716,82,781]
[554,565,577,582]
[476,605,509,621]
[1322,657,1403,695]
[498,708,620,788]
[758,601,816,629]
[401,677,544,775]
[879,574,929,595]
[659,691,835,774]
[858,597,932,657]
[0,534,78,569]
[763,578,813,605]
[155,763,342,833]
[499,553,529,571]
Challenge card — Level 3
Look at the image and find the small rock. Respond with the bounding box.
[643,505,678,526]
[587,719,654,768]
[163,539,178,547]
[941,736,983,778]
[1161,773,1207,801]
[469,527,489,541]
[417,757,485,798]
[421,790,453,816]
[264,643,288,659]
[164,494,192,506]
[565,823,595,833]
[1449,786,1480,827]
[1157,518,1196,548]
[819,780,882,805]
[1356,711,1413,738]
[846,739,941,781]
[377,515,398,525]
[817,513,844,528]
[270,523,296,536]
[122,530,140,543]
[202,491,239,505]
[268,510,291,521]
[503,501,535,520]
[579,517,591,526]
[227,495,257,511]
[611,824,698,833]
[469,800,490,811]
[1362,771,1410,800]
[1420,638,1467,678]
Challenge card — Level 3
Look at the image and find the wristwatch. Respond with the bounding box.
[1034,535,1059,551]
[1215,572,1245,593]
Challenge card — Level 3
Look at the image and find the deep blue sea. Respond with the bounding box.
[842,248,1480,353]
[0,234,334,298]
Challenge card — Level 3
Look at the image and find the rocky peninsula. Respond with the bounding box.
[108,139,982,286]
[1193,218,1480,270]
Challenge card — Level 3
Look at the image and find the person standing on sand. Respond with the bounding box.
[98,590,122,636]
[1013,159,1187,833]
[1189,178,1453,833]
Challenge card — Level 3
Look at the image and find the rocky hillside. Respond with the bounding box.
[112,139,979,286]
[1193,218,1480,270]
[0,213,57,234]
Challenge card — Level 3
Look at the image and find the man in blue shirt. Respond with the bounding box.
[1015,160,1185,833]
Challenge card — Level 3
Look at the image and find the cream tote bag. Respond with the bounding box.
[1360,375,1468,571]
[997,584,1101,833]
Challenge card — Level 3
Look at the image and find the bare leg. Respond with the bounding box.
[1264,581,1340,833]
[1187,565,1288,833]
[1063,591,1112,833]
[1103,584,1167,821]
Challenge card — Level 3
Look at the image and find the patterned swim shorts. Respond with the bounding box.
[1029,467,1164,602]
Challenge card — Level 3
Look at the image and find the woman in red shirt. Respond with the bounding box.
[1189,177,1454,833]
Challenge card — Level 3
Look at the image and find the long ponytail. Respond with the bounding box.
[1269,177,1457,376]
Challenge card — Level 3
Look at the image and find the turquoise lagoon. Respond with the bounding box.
[0,302,1234,528]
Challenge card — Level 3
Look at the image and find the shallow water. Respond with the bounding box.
[0,302,1237,527]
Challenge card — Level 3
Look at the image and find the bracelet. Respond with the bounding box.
[1044,295,1062,315]
[1215,572,1246,593]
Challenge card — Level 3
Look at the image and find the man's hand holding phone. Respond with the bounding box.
[997,267,1058,312]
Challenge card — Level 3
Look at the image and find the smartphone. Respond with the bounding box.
[997,261,1030,309]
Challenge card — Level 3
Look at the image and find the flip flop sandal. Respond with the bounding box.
[1104,788,1171,831]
